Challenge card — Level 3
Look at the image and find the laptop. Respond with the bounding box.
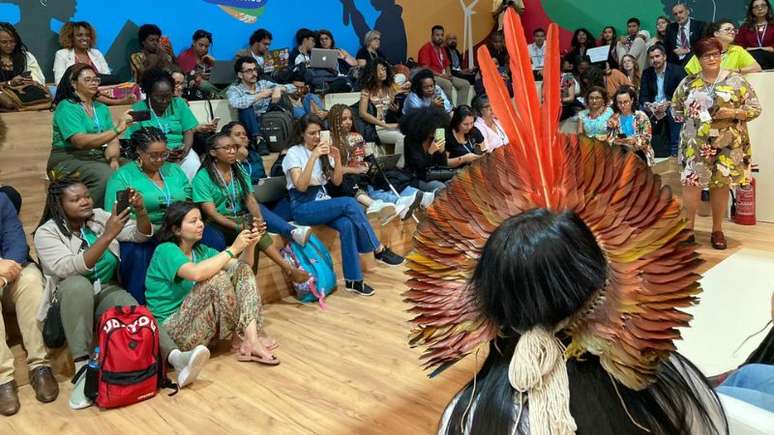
[310,48,339,69]
[253,176,288,204]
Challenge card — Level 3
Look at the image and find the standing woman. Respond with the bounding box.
[358,58,405,156]
[34,177,209,409]
[445,105,486,168]
[606,86,654,166]
[685,20,762,75]
[124,68,200,180]
[472,96,508,151]
[619,54,642,93]
[672,37,761,249]
[192,132,309,283]
[577,86,614,141]
[599,25,619,69]
[146,202,279,365]
[282,115,405,297]
[48,64,132,207]
[736,0,774,69]
[104,127,195,302]
[0,22,44,85]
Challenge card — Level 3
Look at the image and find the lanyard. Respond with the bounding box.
[80,102,101,132]
[142,166,172,207]
[149,101,169,133]
[214,166,239,216]
[757,23,768,48]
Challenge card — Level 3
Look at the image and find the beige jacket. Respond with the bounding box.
[33,208,151,320]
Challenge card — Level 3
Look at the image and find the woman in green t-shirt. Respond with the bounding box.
[146,201,279,365]
[123,68,200,180]
[47,63,133,206]
[192,132,308,283]
[34,177,210,409]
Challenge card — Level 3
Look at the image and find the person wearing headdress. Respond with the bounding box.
[405,9,727,435]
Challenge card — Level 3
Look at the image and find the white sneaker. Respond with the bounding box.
[69,368,94,410]
[366,200,385,217]
[291,226,312,246]
[176,345,210,388]
[420,192,435,209]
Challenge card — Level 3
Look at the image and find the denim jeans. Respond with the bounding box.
[289,188,380,281]
[261,203,294,237]
[717,363,774,412]
[366,185,419,204]
[238,107,262,139]
[666,109,682,156]
[416,180,447,193]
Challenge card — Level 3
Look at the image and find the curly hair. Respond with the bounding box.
[360,58,393,93]
[328,104,358,162]
[570,28,596,50]
[139,67,175,96]
[410,69,435,97]
[59,21,97,49]
[399,106,450,147]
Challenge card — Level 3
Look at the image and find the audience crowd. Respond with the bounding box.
[0,0,771,419]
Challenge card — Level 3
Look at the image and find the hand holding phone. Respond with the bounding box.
[128,110,151,122]
[434,128,445,143]
[115,188,134,214]
[319,130,331,145]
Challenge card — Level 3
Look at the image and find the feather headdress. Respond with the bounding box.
[404,8,700,401]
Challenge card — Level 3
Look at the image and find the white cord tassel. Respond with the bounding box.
[508,327,577,435]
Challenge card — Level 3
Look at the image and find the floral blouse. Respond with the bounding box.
[606,110,655,167]
[578,107,614,141]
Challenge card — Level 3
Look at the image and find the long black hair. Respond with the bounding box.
[36,174,86,238]
[0,22,28,79]
[360,57,393,93]
[745,0,774,26]
[156,201,200,246]
[449,105,475,133]
[443,209,726,435]
[571,28,597,50]
[52,63,98,106]
[128,126,168,160]
[199,132,251,204]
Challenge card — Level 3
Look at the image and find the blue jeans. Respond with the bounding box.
[238,107,262,139]
[119,226,222,304]
[366,185,419,204]
[261,203,294,237]
[717,364,774,412]
[289,188,380,281]
[666,109,682,156]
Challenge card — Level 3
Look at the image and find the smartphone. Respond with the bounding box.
[212,117,221,127]
[434,128,445,143]
[20,71,31,79]
[115,189,132,213]
[319,130,331,144]
[128,110,151,122]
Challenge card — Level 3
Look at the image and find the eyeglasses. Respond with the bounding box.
[143,151,170,161]
[215,144,238,152]
[80,76,101,85]
[241,67,258,74]
[700,52,722,60]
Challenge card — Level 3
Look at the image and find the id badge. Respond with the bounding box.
[93,279,102,295]
[315,189,331,201]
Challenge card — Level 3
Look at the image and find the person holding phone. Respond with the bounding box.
[402,69,453,115]
[401,106,451,193]
[606,86,654,167]
[124,68,201,180]
[445,105,486,168]
[47,64,134,207]
[0,22,45,86]
[34,176,210,410]
[282,115,404,297]
[176,29,219,98]
[192,132,309,283]
[130,24,175,82]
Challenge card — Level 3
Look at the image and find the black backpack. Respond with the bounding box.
[261,104,295,153]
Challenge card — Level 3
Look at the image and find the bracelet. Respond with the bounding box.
[112,126,120,135]
[225,249,235,258]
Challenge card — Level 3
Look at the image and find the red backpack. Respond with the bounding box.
[92,306,176,408]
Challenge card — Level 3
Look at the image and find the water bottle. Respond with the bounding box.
[84,346,99,401]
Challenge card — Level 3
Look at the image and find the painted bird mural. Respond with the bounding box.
[204,0,269,23]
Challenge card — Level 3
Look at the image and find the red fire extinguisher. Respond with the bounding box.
[733,171,757,225]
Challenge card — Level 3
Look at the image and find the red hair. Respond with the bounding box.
[693,37,723,57]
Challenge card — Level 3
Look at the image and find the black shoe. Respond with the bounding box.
[374,247,404,266]
[257,141,271,156]
[345,280,375,296]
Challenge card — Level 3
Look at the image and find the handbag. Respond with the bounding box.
[425,166,457,182]
[43,293,66,348]
[0,82,52,112]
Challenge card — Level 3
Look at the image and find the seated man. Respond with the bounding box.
[226,57,295,155]
[235,28,281,80]
[288,70,326,120]
[527,28,546,80]
[0,191,57,416]
[615,18,649,71]
[639,44,686,157]
[130,24,175,82]
[417,25,472,106]
[445,33,476,85]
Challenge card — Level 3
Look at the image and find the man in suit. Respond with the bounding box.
[640,44,687,157]
[664,2,707,66]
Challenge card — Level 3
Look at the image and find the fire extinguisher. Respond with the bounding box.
[733,170,757,225]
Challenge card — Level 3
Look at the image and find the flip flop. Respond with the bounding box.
[259,337,280,350]
[237,350,280,366]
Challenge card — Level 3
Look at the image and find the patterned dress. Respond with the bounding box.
[606,110,655,167]
[578,107,614,141]
[672,71,761,189]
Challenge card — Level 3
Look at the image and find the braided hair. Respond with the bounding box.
[328,104,358,163]
[128,126,168,160]
[36,173,86,238]
[200,132,250,206]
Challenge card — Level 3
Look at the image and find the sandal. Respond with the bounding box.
[232,337,279,352]
[710,231,727,250]
[237,342,280,366]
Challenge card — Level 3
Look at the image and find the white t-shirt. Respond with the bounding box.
[281,144,336,191]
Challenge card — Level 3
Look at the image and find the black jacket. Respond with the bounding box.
[639,63,686,109]
[664,19,707,65]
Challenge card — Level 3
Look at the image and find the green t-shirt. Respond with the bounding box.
[80,227,119,284]
[52,99,115,150]
[123,97,198,150]
[145,242,219,324]
[104,161,192,225]
[191,166,254,217]
[684,45,758,75]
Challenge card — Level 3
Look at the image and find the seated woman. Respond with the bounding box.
[34,177,210,410]
[445,105,486,169]
[607,86,654,167]
[316,29,358,75]
[192,132,309,283]
[104,127,195,303]
[358,59,405,157]
[401,106,452,193]
[130,24,175,82]
[176,29,219,98]
[124,68,201,180]
[327,104,427,224]
[48,64,131,207]
[402,69,453,115]
[619,54,641,94]
[53,21,134,105]
[686,20,762,75]
[736,0,774,70]
[312,29,356,92]
[577,86,614,141]
[472,96,508,151]
[355,30,387,68]
[145,201,279,365]
[0,22,45,85]
[282,115,405,297]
